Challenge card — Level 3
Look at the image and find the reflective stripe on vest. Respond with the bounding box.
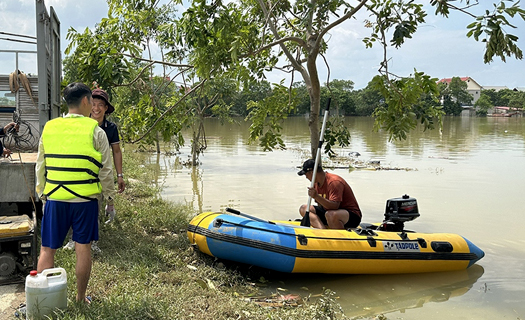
[42,116,102,200]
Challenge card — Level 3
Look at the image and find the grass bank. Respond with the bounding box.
[42,151,348,320]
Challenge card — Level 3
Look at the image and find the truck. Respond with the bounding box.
[0,0,61,285]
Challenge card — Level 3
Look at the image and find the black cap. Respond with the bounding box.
[298,159,320,176]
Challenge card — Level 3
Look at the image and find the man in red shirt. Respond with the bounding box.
[298,159,362,229]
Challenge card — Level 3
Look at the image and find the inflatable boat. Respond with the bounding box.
[187,195,485,274]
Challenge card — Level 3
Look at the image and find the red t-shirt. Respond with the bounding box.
[315,172,362,217]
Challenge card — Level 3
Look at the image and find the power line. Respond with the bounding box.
[0,37,37,45]
[0,31,36,40]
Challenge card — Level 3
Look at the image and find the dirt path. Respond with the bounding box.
[0,284,25,320]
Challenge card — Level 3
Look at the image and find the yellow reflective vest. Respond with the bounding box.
[42,116,102,200]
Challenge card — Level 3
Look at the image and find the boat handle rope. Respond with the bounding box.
[214,218,297,238]
[212,218,425,247]
[190,212,218,247]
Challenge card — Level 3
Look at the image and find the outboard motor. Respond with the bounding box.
[378,194,420,232]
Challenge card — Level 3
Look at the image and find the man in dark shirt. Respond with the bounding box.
[91,88,125,194]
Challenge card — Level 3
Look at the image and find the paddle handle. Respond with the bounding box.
[301,98,331,227]
[226,207,274,224]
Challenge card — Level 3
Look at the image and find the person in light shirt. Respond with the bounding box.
[36,82,116,303]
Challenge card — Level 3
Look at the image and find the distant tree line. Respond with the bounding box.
[476,88,525,116]
[207,78,387,118]
[200,77,525,118]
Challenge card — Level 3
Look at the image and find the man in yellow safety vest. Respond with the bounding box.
[35,82,116,303]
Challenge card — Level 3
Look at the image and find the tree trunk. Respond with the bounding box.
[191,116,203,166]
[308,88,321,158]
[191,129,198,166]
[306,53,322,159]
[156,132,160,154]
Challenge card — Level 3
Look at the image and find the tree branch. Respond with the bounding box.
[283,9,303,34]
[259,0,283,45]
[240,36,307,59]
[111,61,155,88]
[368,5,403,100]
[256,0,305,73]
[317,0,369,49]
[443,1,479,19]
[151,67,193,97]
[130,79,207,144]
[320,52,331,90]
[120,52,193,68]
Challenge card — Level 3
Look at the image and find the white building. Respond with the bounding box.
[437,77,483,104]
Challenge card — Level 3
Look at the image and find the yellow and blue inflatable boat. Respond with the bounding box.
[187,196,484,274]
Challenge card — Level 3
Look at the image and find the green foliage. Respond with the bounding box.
[464,1,525,63]
[115,76,188,148]
[489,88,525,109]
[323,116,351,157]
[176,0,368,155]
[293,80,360,116]
[293,82,314,115]
[475,93,493,116]
[231,81,273,116]
[64,0,241,162]
[371,71,444,141]
[177,0,523,152]
[176,0,267,80]
[183,77,239,164]
[64,20,139,91]
[246,82,298,151]
[363,0,427,49]
[449,77,473,105]
[0,96,15,107]
[324,79,356,116]
[507,90,525,109]
[353,83,384,116]
[63,0,191,151]
[442,96,464,116]
[486,88,525,109]
[438,77,473,115]
[482,89,506,106]
[309,289,347,320]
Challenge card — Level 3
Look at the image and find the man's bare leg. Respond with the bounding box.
[299,205,326,229]
[75,243,92,303]
[37,246,56,272]
[326,210,350,229]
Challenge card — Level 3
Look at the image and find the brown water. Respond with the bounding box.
[153,116,525,319]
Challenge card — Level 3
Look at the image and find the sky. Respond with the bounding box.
[0,0,524,90]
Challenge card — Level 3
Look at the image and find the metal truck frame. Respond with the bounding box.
[0,0,61,285]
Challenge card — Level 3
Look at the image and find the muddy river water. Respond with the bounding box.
[153,116,525,319]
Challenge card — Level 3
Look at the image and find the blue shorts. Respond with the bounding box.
[41,200,99,249]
